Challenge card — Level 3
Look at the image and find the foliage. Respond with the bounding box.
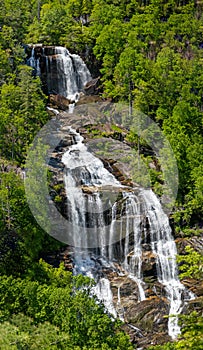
[177,245,203,280]
[0,66,49,163]
[0,260,133,349]
[0,163,62,276]
[0,317,72,350]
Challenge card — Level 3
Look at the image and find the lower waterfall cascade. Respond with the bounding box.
[60,126,194,340]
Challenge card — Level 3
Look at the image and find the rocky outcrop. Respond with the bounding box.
[84,76,101,95]
[76,93,103,105]
[176,236,203,254]
[49,94,71,110]
[181,278,203,297]
[125,296,169,332]
[49,93,104,110]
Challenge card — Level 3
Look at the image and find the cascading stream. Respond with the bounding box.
[62,127,120,249]
[120,193,146,301]
[39,46,192,339]
[141,189,189,338]
[27,48,41,76]
[61,126,191,340]
[93,278,117,318]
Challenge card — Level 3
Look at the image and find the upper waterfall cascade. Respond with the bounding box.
[27,45,91,101]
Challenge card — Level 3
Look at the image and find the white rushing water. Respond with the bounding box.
[141,189,186,338]
[28,47,191,338]
[61,127,190,339]
[27,45,91,101]
[93,278,117,318]
[51,46,91,100]
[62,127,120,317]
[27,48,41,76]
[62,127,120,249]
[122,192,146,301]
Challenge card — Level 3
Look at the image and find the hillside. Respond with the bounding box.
[0,1,202,349]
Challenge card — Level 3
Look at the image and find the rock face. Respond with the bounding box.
[47,106,202,349]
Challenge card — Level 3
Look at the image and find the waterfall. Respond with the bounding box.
[93,278,117,318]
[27,48,41,76]
[141,189,187,338]
[122,193,146,301]
[27,45,91,101]
[37,46,190,340]
[61,128,119,316]
[61,127,189,339]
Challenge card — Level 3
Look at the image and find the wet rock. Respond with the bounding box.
[181,278,203,296]
[187,296,203,313]
[125,296,169,333]
[176,236,203,254]
[49,94,71,110]
[84,76,101,95]
[141,251,157,274]
[48,156,64,168]
[76,94,103,105]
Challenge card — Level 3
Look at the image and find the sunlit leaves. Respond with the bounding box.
[0,261,133,349]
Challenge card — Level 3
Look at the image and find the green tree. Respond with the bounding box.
[0,261,133,349]
[0,167,61,276]
[177,245,203,280]
[0,65,48,163]
[0,0,35,42]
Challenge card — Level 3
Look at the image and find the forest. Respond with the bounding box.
[0,0,202,349]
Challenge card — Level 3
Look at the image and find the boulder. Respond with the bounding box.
[76,94,103,105]
[49,94,71,110]
[84,76,101,95]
